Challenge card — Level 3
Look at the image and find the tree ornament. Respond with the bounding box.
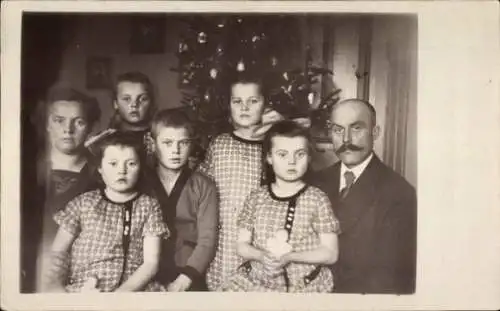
[178,42,188,53]
[236,60,245,72]
[204,91,210,102]
[216,44,224,55]
[271,56,278,67]
[209,68,218,79]
[197,31,207,44]
[308,92,314,105]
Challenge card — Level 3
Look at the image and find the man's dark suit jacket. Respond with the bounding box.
[311,155,417,294]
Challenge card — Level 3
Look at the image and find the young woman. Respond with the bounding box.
[35,87,101,292]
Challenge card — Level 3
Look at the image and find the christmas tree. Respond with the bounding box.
[172,15,340,160]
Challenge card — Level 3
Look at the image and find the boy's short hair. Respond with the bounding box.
[44,86,101,128]
[263,119,312,155]
[151,108,196,139]
[113,71,155,105]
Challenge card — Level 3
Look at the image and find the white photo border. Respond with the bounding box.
[2,1,500,310]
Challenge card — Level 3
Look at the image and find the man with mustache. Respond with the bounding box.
[311,98,416,294]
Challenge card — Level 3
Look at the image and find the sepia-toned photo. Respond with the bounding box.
[2,1,500,311]
[20,11,417,295]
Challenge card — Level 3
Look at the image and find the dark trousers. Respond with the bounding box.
[157,268,208,292]
[187,275,208,291]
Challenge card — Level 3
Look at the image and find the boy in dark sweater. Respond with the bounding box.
[149,109,218,291]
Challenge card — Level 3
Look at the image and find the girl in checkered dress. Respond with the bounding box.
[225,120,340,292]
[198,72,276,291]
[44,132,169,292]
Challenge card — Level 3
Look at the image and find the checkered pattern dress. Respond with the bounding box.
[225,185,340,293]
[197,132,264,291]
[53,189,169,292]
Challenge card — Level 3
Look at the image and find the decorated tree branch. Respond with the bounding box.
[172,16,340,160]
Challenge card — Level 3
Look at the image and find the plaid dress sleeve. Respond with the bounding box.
[196,138,215,179]
[143,199,170,239]
[237,190,259,232]
[53,194,84,236]
[312,190,341,234]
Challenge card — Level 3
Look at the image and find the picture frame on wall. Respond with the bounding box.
[86,56,113,89]
[130,16,166,54]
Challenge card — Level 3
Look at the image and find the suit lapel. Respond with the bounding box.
[335,156,382,233]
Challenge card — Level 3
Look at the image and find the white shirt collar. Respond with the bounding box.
[339,152,374,191]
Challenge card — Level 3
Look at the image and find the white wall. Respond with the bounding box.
[369,16,418,187]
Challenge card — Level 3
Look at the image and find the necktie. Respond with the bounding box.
[340,171,355,200]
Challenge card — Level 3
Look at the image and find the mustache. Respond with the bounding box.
[336,143,363,153]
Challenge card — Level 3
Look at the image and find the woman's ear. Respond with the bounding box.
[372,125,381,141]
[266,152,273,166]
[150,137,156,153]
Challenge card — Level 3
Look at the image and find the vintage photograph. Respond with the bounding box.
[20,12,417,295]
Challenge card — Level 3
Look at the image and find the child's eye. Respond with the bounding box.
[276,152,287,158]
[128,161,138,167]
[180,140,191,148]
[231,98,242,105]
[250,98,260,105]
[163,141,173,146]
[296,151,307,159]
[74,119,87,128]
[121,96,131,103]
[138,95,150,104]
[52,116,64,124]
[109,161,117,167]
[352,125,363,131]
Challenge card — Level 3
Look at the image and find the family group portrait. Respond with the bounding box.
[19,11,418,295]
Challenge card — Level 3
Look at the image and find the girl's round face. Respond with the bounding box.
[230,83,264,129]
[98,145,140,194]
[47,100,90,154]
[113,81,152,125]
[266,135,310,183]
